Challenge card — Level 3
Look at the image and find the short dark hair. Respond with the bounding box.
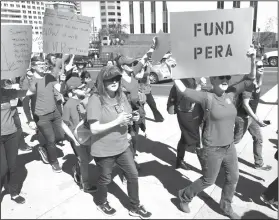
[80,71,91,80]
[31,56,44,66]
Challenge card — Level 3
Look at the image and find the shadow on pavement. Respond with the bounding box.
[241,209,276,219]
[237,157,256,169]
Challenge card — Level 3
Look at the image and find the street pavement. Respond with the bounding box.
[1,83,278,219]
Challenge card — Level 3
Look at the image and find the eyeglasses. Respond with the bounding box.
[218,75,231,80]
[257,65,264,68]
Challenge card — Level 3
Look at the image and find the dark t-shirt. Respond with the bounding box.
[62,98,81,132]
[30,74,58,116]
[237,85,260,117]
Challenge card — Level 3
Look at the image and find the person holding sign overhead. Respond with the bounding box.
[173,46,256,219]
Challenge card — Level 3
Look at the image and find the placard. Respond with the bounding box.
[170,8,253,79]
[152,30,171,62]
[43,8,91,56]
[32,34,43,53]
[1,24,32,79]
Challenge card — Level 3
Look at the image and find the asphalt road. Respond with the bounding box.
[87,67,277,97]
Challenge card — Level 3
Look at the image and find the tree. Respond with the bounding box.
[255,16,278,48]
[98,23,129,46]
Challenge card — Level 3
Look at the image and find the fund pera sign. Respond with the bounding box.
[170,8,253,79]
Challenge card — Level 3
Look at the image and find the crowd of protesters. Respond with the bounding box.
[1,36,278,219]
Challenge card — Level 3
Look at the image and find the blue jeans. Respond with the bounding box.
[180,143,239,215]
[234,116,263,166]
[1,132,20,196]
[35,108,64,164]
[94,146,139,210]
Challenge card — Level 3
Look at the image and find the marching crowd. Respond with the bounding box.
[1,36,278,219]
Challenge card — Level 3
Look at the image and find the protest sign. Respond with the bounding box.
[1,24,32,79]
[43,8,91,56]
[32,34,43,53]
[170,8,253,79]
[152,30,171,62]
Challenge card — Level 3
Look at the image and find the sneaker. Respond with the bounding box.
[19,144,32,152]
[222,211,241,219]
[97,201,116,216]
[260,194,278,211]
[255,164,272,171]
[38,146,49,164]
[176,160,191,170]
[52,163,62,173]
[178,189,190,213]
[129,205,152,219]
[11,195,25,204]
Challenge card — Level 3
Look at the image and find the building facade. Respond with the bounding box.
[45,1,78,14]
[100,1,122,28]
[121,1,264,34]
[1,1,45,36]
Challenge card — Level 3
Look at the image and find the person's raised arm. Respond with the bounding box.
[228,46,256,95]
[174,79,207,104]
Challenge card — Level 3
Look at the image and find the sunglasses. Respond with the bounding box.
[218,75,231,80]
[105,75,121,83]
[257,65,264,68]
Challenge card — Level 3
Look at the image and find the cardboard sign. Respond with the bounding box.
[170,8,253,79]
[43,8,91,56]
[152,30,171,62]
[1,24,32,79]
[32,34,43,53]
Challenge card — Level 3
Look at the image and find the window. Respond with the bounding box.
[108,6,115,9]
[101,19,106,22]
[101,12,106,16]
[101,1,105,3]
[108,18,115,22]
[10,4,14,7]
[151,2,156,33]
[130,24,134,34]
[37,6,40,9]
[29,16,32,19]
[16,4,20,7]
[140,1,145,33]
[103,37,107,40]
[32,1,35,4]
[27,1,30,3]
[41,2,43,5]
[117,1,120,3]
[28,11,31,14]
[34,21,37,24]
[117,12,121,16]
[35,31,39,34]
[217,1,224,9]
[40,32,42,34]
[39,21,42,24]
[22,5,26,8]
[118,19,121,22]
[42,12,44,15]
[38,12,41,15]
[23,10,26,13]
[117,6,120,9]
[23,15,27,18]
[108,12,115,15]
[29,21,33,24]
[39,26,42,29]
[42,7,44,10]
[38,16,41,19]
[140,24,145,33]
[36,1,40,4]
[4,3,8,6]
[35,26,38,29]
[27,6,31,9]
[33,11,36,14]
[233,1,240,8]
[24,20,27,23]
[101,6,105,9]
[162,1,168,33]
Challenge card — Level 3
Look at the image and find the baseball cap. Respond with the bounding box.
[117,55,136,66]
[66,77,85,90]
[99,66,122,81]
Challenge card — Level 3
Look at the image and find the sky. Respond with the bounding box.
[81,1,278,33]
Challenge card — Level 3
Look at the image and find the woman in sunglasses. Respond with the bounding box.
[173,47,257,219]
[86,66,152,219]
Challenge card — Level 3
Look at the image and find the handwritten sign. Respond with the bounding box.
[1,24,32,79]
[32,34,43,53]
[43,8,91,56]
[152,30,171,62]
[170,8,253,79]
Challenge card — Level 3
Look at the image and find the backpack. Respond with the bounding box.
[73,96,91,145]
[199,92,213,148]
